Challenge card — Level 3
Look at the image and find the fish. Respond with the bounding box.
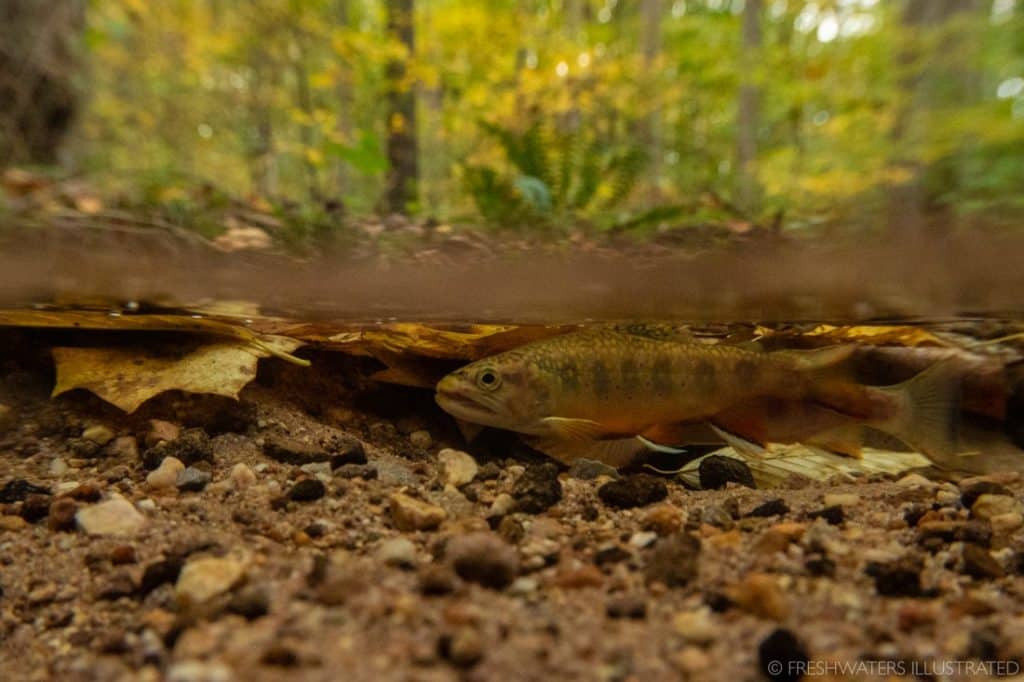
[434,330,961,468]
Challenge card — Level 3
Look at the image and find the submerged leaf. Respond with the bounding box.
[676,444,932,489]
[52,335,303,413]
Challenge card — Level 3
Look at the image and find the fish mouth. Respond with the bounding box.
[435,387,499,418]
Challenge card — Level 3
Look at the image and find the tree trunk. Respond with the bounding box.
[384,0,418,214]
[735,0,762,215]
[641,0,662,205]
[887,0,980,237]
[0,0,84,166]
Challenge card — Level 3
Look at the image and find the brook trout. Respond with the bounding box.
[434,330,960,468]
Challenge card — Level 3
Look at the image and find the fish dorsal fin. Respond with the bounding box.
[540,417,610,441]
[525,436,646,468]
[709,424,767,458]
[774,345,856,371]
[455,419,484,443]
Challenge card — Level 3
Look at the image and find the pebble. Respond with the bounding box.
[727,573,790,621]
[700,505,735,529]
[672,608,719,644]
[759,628,809,682]
[823,492,860,507]
[896,473,936,488]
[145,420,181,448]
[329,441,368,468]
[226,584,270,620]
[288,479,326,502]
[487,493,516,519]
[230,463,257,489]
[807,506,845,525]
[629,531,658,549]
[447,531,519,589]
[962,544,1005,580]
[177,467,212,492]
[0,478,49,503]
[176,556,246,605]
[166,660,233,682]
[107,436,139,460]
[390,493,447,531]
[598,474,668,509]
[511,463,562,514]
[644,533,701,587]
[444,627,484,667]
[0,514,28,531]
[418,564,458,595]
[409,430,433,449]
[76,495,146,536]
[263,432,328,465]
[990,512,1023,534]
[642,503,684,535]
[378,537,418,568]
[699,455,755,489]
[972,494,1023,520]
[50,458,69,476]
[674,647,712,675]
[48,497,78,531]
[606,594,647,619]
[82,424,115,446]
[146,456,185,490]
[567,458,620,480]
[438,448,478,487]
[754,522,807,555]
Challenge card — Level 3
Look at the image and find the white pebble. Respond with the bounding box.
[230,463,257,490]
[146,456,185,490]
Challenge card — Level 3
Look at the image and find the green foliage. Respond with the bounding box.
[463,119,647,229]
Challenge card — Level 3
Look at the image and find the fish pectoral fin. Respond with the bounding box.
[708,424,768,458]
[455,419,484,443]
[775,345,857,371]
[540,417,611,441]
[524,436,646,469]
[636,436,687,455]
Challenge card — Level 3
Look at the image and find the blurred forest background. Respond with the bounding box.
[0,0,1022,250]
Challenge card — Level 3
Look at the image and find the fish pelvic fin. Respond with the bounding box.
[803,424,864,459]
[870,360,961,464]
[775,345,857,372]
[524,435,646,469]
[455,419,484,443]
[708,424,767,458]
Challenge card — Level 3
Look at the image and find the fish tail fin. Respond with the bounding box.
[871,360,961,464]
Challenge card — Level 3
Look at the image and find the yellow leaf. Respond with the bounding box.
[51,335,303,413]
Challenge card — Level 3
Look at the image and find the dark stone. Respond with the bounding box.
[511,463,562,514]
[807,506,844,525]
[67,438,102,459]
[805,555,836,577]
[698,455,755,489]
[334,463,378,480]
[65,483,102,502]
[967,627,1001,661]
[961,544,1005,580]
[0,479,49,503]
[704,591,733,612]
[175,467,211,492]
[866,557,925,597]
[418,564,457,596]
[139,558,184,596]
[594,544,631,566]
[97,572,136,600]
[903,504,928,527]
[141,428,213,470]
[598,475,668,510]
[20,493,52,522]
[747,498,790,518]
[447,532,519,589]
[476,462,502,481]
[227,585,270,620]
[700,505,735,529]
[288,479,326,502]
[758,628,809,682]
[606,594,647,620]
[328,439,367,468]
[917,520,992,550]
[48,498,78,531]
[261,645,299,667]
[264,432,329,465]
[961,481,1014,509]
[643,533,700,587]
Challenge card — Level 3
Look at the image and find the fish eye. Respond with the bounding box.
[476,368,501,390]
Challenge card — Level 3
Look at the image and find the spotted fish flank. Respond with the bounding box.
[435,330,961,468]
